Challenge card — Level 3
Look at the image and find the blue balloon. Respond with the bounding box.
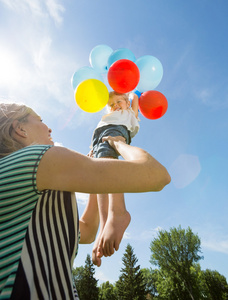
[134,90,142,98]
[136,55,163,92]
[107,48,136,69]
[71,66,103,90]
[89,45,113,73]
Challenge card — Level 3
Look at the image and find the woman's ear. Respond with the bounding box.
[12,120,27,138]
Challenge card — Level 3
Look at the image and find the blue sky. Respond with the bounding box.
[1,0,228,284]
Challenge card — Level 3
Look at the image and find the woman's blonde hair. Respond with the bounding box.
[0,103,34,158]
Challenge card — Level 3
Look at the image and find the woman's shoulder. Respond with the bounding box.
[0,145,53,163]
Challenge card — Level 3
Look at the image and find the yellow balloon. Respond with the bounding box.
[75,79,109,113]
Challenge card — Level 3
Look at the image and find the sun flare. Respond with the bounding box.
[0,47,21,87]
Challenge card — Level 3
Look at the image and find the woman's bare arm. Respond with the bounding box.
[36,137,171,194]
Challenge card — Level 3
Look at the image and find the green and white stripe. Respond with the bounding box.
[0,145,52,299]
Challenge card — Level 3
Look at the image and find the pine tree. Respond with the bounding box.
[116,244,147,300]
[73,254,99,300]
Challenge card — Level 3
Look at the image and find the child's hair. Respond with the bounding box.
[109,91,129,102]
[0,103,35,158]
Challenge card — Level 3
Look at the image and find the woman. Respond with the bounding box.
[0,103,170,299]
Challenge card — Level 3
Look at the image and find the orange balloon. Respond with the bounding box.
[139,91,168,119]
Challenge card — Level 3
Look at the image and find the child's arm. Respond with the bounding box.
[131,93,139,118]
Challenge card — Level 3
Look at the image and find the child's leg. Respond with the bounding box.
[97,193,131,257]
[92,193,109,267]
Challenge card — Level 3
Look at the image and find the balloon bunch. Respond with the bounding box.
[71,44,168,119]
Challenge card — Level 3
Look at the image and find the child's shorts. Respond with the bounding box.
[92,124,131,159]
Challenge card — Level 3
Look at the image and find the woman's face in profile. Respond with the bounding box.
[24,114,54,145]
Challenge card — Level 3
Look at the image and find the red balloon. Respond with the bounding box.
[107,59,140,93]
[139,90,168,120]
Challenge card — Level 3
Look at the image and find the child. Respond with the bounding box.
[90,91,140,266]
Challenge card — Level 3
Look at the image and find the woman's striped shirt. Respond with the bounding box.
[0,145,79,299]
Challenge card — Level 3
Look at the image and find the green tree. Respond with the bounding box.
[150,226,203,300]
[116,243,147,300]
[72,254,99,300]
[98,281,118,300]
[141,268,157,298]
[201,269,228,300]
[151,265,203,300]
[72,266,84,297]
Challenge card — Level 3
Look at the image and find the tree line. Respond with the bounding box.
[72,226,228,300]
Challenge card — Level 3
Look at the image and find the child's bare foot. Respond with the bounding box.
[92,241,102,267]
[92,231,103,267]
[98,210,131,257]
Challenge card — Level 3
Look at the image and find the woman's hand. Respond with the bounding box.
[87,149,94,158]
[102,135,126,155]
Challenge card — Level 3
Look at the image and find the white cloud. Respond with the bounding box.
[194,223,228,255]
[46,0,65,25]
[124,226,163,242]
[0,0,35,12]
[197,88,211,105]
[33,37,52,69]
[139,226,163,240]
[202,239,228,255]
[96,269,115,284]
[172,46,193,75]
[123,232,131,240]
[195,84,228,109]
[200,226,228,255]
[0,0,64,25]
